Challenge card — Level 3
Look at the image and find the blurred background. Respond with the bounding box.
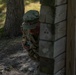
[0,0,40,37]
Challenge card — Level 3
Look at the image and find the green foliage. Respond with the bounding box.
[0,0,6,4]
[0,27,5,38]
[0,0,6,13]
[0,13,6,28]
[0,0,6,28]
[0,27,3,33]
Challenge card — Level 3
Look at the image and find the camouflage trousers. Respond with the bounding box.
[22,30,39,61]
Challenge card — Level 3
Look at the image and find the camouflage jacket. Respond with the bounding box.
[21,22,40,61]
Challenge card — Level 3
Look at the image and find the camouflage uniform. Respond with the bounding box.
[21,10,40,61]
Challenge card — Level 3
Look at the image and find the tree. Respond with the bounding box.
[4,0,24,37]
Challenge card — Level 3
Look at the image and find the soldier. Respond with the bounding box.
[21,10,40,61]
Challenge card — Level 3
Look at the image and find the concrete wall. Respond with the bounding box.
[39,0,67,75]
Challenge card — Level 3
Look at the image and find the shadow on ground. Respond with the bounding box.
[0,37,39,75]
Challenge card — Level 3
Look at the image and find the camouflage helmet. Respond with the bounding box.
[23,10,39,22]
[22,10,39,30]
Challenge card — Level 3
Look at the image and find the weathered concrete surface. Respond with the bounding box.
[55,0,67,5]
[55,4,67,23]
[39,0,67,75]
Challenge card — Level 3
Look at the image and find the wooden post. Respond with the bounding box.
[66,0,75,74]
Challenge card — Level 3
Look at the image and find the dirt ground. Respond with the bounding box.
[0,36,39,75]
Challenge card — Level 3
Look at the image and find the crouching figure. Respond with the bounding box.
[21,10,40,61]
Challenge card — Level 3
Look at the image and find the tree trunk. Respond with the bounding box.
[4,0,24,37]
